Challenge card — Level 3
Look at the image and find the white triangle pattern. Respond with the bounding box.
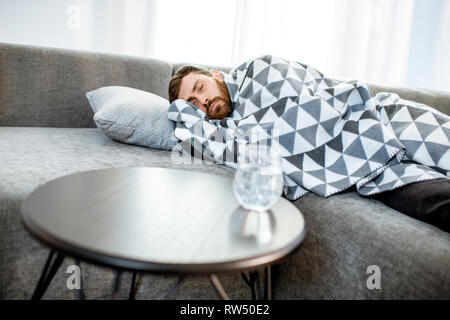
[399,123,423,141]
[391,106,414,123]
[414,143,436,166]
[170,55,450,200]
[425,127,450,145]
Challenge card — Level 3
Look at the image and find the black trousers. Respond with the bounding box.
[365,178,450,232]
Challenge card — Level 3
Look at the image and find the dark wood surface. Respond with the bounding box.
[21,167,306,273]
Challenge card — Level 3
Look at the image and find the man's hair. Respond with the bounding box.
[168,65,211,103]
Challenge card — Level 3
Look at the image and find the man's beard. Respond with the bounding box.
[205,78,232,120]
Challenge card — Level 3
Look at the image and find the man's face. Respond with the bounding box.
[178,71,232,120]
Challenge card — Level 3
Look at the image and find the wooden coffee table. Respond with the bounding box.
[21,167,306,300]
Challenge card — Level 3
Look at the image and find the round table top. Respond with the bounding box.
[21,167,306,273]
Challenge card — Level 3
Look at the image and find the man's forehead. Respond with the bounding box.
[179,73,206,99]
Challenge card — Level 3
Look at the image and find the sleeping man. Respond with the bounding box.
[167,55,450,232]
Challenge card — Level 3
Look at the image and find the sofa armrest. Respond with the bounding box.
[334,76,450,116]
[0,43,173,128]
[366,81,450,116]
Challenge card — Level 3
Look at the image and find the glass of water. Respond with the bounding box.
[233,143,284,212]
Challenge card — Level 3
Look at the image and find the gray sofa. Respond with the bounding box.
[1,42,449,300]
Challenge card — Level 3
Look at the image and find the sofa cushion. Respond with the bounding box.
[86,86,178,151]
[275,190,450,299]
[1,127,449,299]
[0,127,236,299]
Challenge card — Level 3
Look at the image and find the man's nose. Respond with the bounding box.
[200,95,209,106]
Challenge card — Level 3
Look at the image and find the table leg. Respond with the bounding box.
[32,250,65,300]
[129,272,137,300]
[255,271,263,300]
[74,259,85,300]
[241,271,257,299]
[265,265,272,300]
[210,274,230,300]
[242,267,272,300]
[164,275,185,300]
[111,270,122,299]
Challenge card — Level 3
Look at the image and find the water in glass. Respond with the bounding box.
[233,141,284,212]
[233,164,283,212]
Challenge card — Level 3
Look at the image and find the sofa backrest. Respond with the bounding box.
[171,62,232,76]
[0,43,173,128]
[364,82,450,116]
[172,62,450,117]
[1,43,449,128]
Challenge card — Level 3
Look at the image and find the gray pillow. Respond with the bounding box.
[86,86,178,151]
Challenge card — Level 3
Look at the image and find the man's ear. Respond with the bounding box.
[210,70,224,82]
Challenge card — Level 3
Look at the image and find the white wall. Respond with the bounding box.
[0,0,156,56]
[0,0,449,92]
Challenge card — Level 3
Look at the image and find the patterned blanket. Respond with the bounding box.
[168,55,450,200]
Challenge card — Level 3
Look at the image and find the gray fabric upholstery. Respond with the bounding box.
[366,82,450,116]
[1,43,450,299]
[276,191,450,299]
[87,86,177,151]
[0,127,248,299]
[0,43,173,128]
[334,76,450,116]
[1,127,449,299]
[171,62,232,76]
